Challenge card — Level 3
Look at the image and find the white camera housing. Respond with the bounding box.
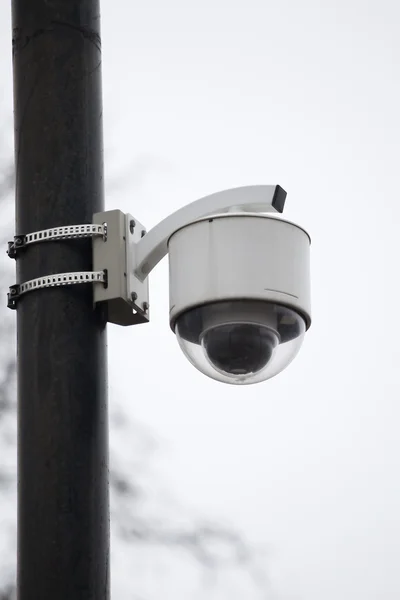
[92,185,311,385]
[169,214,311,384]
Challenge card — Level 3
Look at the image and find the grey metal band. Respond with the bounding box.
[8,223,107,258]
[24,224,107,245]
[8,270,107,309]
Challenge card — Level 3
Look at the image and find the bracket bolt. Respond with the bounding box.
[131,292,138,303]
[142,301,149,313]
[141,230,146,238]
[129,220,136,234]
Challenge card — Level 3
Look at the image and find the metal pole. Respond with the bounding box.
[11,2,109,599]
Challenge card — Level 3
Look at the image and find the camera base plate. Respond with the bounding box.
[92,210,149,326]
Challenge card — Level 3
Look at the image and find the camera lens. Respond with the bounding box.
[201,323,278,376]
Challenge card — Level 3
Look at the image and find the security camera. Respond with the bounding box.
[7,185,310,384]
[168,209,311,385]
[92,185,311,385]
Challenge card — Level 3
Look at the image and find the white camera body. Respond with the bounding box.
[169,213,311,384]
[169,213,311,329]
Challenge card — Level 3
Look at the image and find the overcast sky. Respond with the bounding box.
[1,1,400,599]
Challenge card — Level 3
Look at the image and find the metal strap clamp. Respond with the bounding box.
[7,222,108,309]
[7,223,107,258]
[7,270,107,309]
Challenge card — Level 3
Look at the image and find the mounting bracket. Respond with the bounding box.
[92,210,149,326]
[7,185,285,326]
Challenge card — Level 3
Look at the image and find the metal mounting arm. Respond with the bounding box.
[91,185,286,326]
[134,184,286,280]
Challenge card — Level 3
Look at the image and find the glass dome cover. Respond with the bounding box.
[175,301,306,385]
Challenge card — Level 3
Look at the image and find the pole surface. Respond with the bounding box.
[11,2,109,598]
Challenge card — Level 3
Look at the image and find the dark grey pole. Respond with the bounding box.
[11,2,109,599]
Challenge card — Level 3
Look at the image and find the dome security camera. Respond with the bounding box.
[169,212,310,385]
[92,185,311,385]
